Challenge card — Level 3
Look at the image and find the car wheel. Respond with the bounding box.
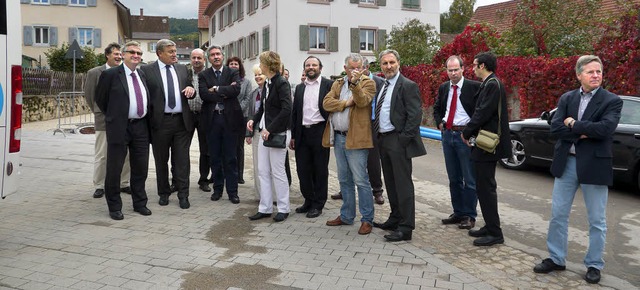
[499,137,527,170]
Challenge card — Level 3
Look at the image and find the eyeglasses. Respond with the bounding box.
[473,62,480,68]
[125,50,143,56]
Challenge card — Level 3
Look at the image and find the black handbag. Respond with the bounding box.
[263,133,286,148]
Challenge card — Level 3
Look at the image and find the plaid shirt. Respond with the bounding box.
[187,64,203,112]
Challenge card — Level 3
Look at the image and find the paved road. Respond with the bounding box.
[0,118,636,289]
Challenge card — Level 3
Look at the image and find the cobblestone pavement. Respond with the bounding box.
[0,119,635,290]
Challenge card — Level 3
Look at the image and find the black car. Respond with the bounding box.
[499,95,640,190]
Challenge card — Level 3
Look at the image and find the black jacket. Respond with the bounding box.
[252,72,292,134]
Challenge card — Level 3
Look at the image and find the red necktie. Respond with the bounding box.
[256,91,261,102]
[445,85,458,129]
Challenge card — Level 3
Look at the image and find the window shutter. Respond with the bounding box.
[350,0,358,3]
[328,26,338,52]
[50,27,58,45]
[238,0,244,18]
[299,25,309,51]
[377,29,387,50]
[20,0,29,4]
[23,26,33,46]
[93,28,101,47]
[377,0,386,6]
[350,28,359,53]
[262,27,269,51]
[51,0,68,5]
[87,0,97,7]
[68,27,77,43]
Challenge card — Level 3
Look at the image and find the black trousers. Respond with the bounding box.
[209,113,239,196]
[152,114,191,199]
[188,111,210,185]
[474,160,503,237]
[294,123,330,210]
[367,125,383,194]
[378,132,415,232]
[105,118,149,212]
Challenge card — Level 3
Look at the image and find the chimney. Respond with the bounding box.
[139,8,144,20]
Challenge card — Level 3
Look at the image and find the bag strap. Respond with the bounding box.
[485,78,502,137]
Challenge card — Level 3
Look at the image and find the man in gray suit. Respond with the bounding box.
[85,42,131,199]
[372,49,426,242]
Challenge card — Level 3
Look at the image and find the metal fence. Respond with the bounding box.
[23,68,86,96]
[53,92,94,136]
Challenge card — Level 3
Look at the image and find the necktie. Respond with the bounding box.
[215,70,221,80]
[373,80,390,133]
[130,72,144,117]
[166,65,176,109]
[256,90,261,102]
[446,84,458,129]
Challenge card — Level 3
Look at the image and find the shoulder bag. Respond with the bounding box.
[474,78,502,154]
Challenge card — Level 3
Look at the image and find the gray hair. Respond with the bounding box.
[156,39,176,53]
[123,41,141,49]
[344,53,364,66]
[363,58,370,68]
[576,55,603,75]
[378,49,400,63]
[191,48,205,56]
[207,44,223,56]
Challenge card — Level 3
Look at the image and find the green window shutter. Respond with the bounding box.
[20,0,29,4]
[377,0,386,6]
[50,27,58,45]
[68,27,77,43]
[350,28,359,53]
[299,25,309,51]
[87,0,97,7]
[350,0,358,3]
[93,28,101,47]
[328,26,338,52]
[23,26,33,46]
[262,26,270,51]
[377,29,387,50]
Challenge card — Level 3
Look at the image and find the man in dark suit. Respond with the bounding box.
[140,39,195,209]
[289,56,333,218]
[433,55,481,230]
[533,55,622,284]
[95,41,152,220]
[85,42,131,199]
[198,44,242,204]
[372,49,427,242]
[462,52,511,247]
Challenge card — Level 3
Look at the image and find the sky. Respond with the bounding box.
[118,0,512,19]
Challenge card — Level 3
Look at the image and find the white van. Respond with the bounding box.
[0,0,22,198]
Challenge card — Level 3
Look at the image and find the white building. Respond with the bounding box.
[203,0,438,83]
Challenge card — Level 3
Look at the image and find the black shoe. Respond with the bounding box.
[295,206,310,213]
[170,184,178,193]
[229,196,240,204]
[210,192,222,201]
[238,179,245,184]
[585,267,601,284]
[273,213,289,222]
[249,212,271,220]
[199,183,212,192]
[179,198,190,209]
[109,210,124,220]
[458,216,475,230]
[473,235,504,246]
[93,189,105,198]
[468,227,489,237]
[441,214,463,225]
[384,230,412,242]
[159,195,169,206]
[120,187,132,194]
[330,192,343,200]
[373,221,398,231]
[306,208,322,218]
[134,207,152,216]
[533,258,566,274]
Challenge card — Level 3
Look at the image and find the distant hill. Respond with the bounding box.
[170,18,198,35]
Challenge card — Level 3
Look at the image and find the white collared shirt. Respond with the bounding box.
[157,59,182,113]
[443,77,471,126]
[376,72,400,133]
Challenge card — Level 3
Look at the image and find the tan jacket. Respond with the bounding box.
[322,75,376,149]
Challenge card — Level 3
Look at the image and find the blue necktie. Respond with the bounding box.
[166,65,176,109]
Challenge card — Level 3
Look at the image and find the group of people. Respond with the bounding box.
[87,39,620,284]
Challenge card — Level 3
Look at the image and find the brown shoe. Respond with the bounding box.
[373,192,385,205]
[330,192,343,200]
[458,216,475,229]
[326,216,346,226]
[358,222,372,235]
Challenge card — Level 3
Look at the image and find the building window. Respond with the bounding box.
[360,29,375,52]
[262,0,270,7]
[77,27,93,47]
[237,38,245,59]
[70,0,86,6]
[149,42,157,52]
[228,42,235,57]
[211,16,216,37]
[248,0,259,13]
[402,0,420,9]
[309,26,327,50]
[31,0,49,4]
[34,26,50,45]
[249,32,258,57]
[262,26,270,52]
[360,0,375,3]
[228,2,235,23]
[237,0,244,20]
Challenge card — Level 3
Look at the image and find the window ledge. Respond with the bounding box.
[307,0,330,5]
[360,51,375,56]
[401,7,421,12]
[358,3,378,8]
[309,50,329,54]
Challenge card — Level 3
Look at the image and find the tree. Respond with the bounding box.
[44,43,102,73]
[440,0,476,34]
[499,0,601,57]
[385,19,440,66]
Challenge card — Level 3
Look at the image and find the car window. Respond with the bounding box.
[620,99,640,125]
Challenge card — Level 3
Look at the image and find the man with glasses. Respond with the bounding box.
[95,41,152,220]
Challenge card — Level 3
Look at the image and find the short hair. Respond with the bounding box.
[226,56,245,78]
[378,49,400,63]
[156,39,176,53]
[303,56,323,69]
[474,52,497,72]
[344,53,364,66]
[252,63,262,75]
[104,42,121,56]
[575,55,603,75]
[446,55,464,68]
[191,48,205,57]
[259,51,282,74]
[123,41,141,50]
[284,68,290,74]
[207,44,223,56]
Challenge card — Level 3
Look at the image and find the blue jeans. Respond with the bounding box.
[547,156,608,270]
[442,129,477,219]
[333,134,374,224]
